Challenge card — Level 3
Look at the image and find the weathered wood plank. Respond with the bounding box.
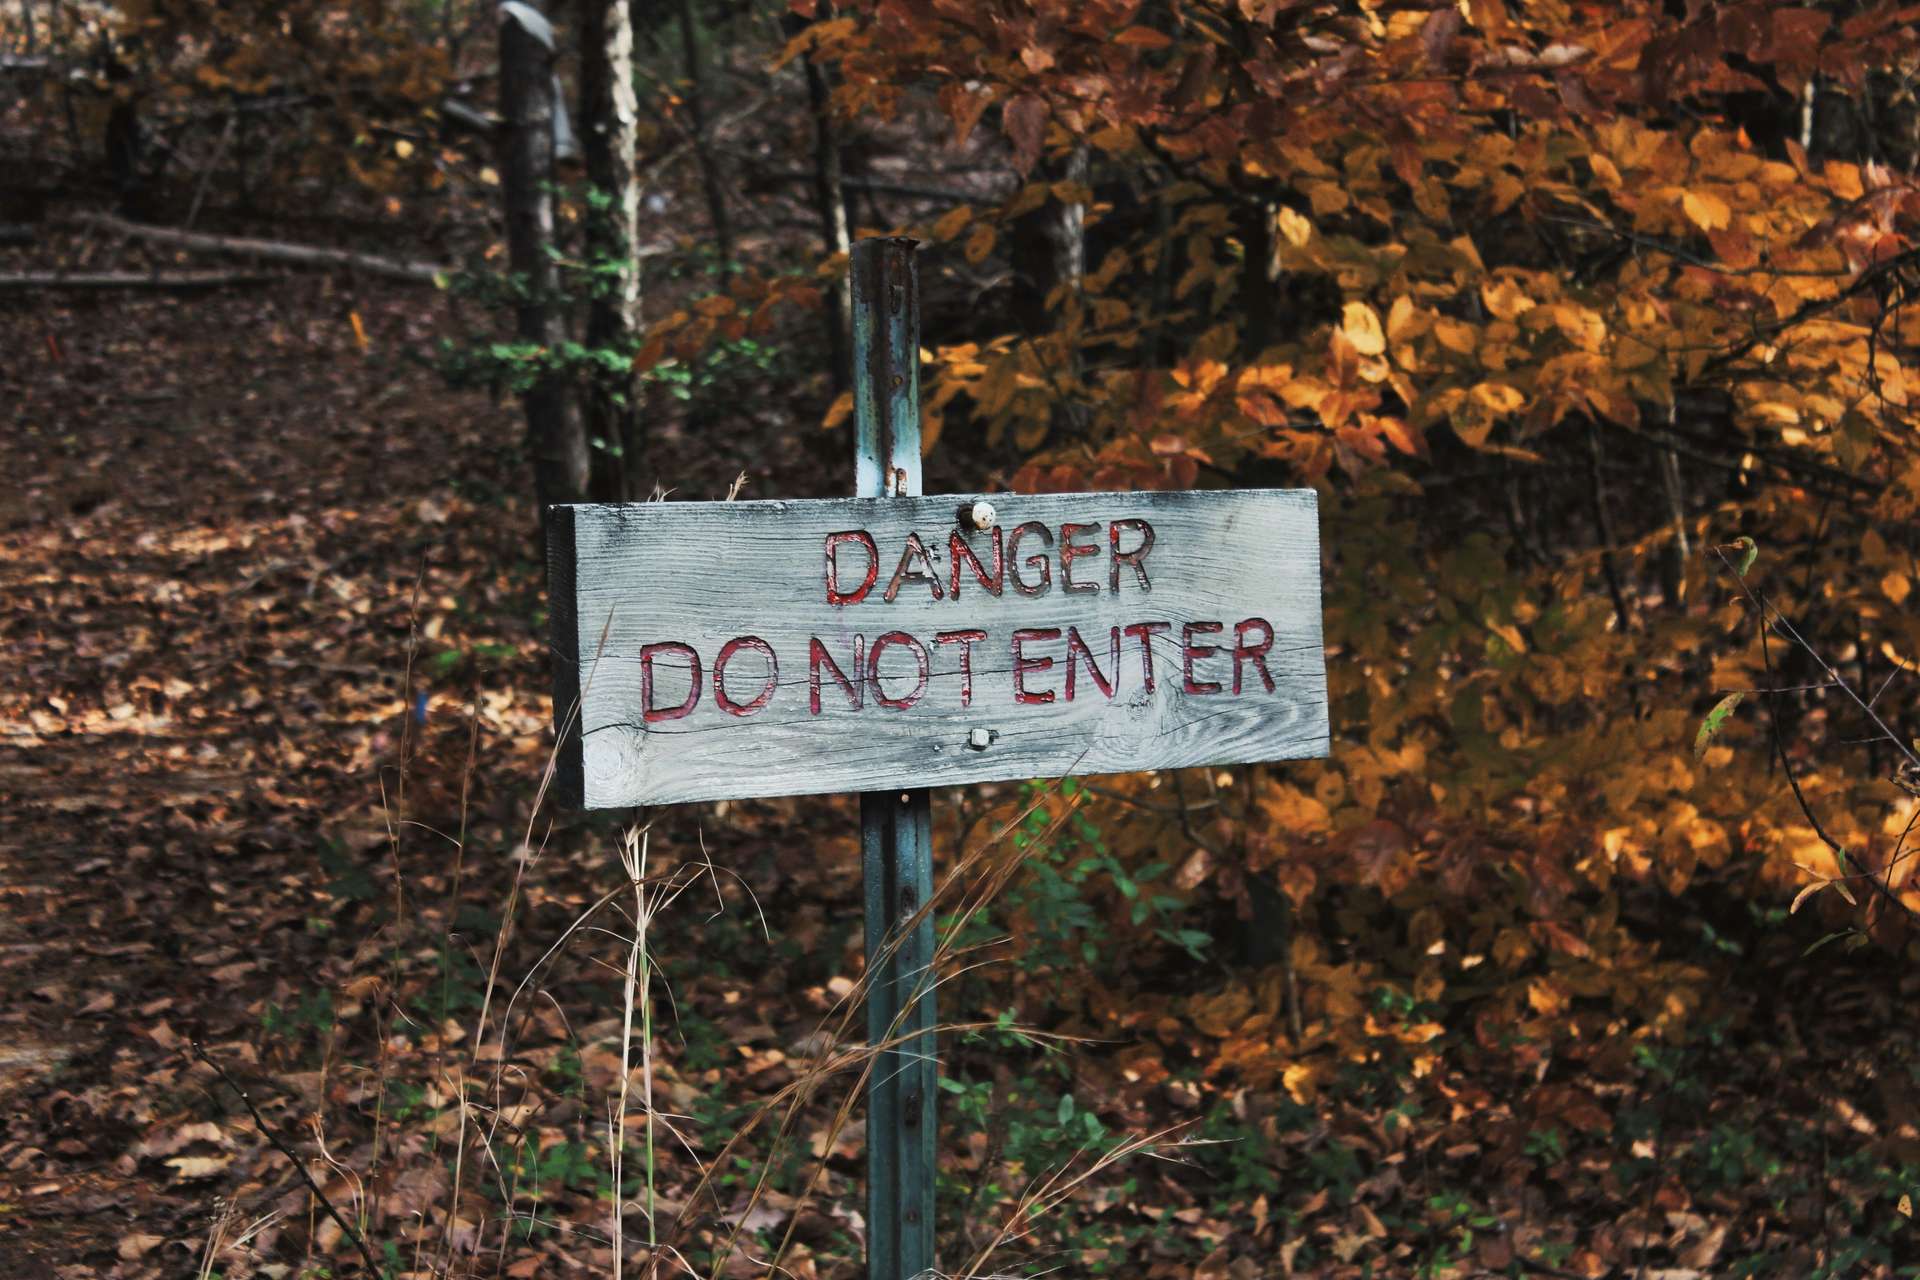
[549,487,1328,807]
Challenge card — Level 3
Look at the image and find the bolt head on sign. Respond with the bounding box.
[546,489,1329,808]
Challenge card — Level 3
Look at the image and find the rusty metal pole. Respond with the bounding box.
[851,238,936,1280]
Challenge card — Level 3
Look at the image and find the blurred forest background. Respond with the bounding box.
[4,1,1920,1277]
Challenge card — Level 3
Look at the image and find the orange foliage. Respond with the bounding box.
[788,0,1920,1089]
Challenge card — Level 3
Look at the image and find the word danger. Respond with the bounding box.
[632,518,1282,722]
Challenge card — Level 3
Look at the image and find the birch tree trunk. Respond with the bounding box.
[501,2,590,519]
[580,0,643,499]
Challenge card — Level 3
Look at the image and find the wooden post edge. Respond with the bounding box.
[545,503,587,811]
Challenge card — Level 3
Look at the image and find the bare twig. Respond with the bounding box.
[0,270,277,290]
[1712,545,1920,921]
[68,212,450,283]
[192,1042,386,1277]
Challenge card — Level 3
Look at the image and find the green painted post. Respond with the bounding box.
[850,237,936,1280]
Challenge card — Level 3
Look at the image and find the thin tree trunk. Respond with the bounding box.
[1658,402,1690,607]
[1009,149,1084,338]
[1145,188,1174,368]
[1586,421,1633,634]
[580,0,643,499]
[1236,198,1277,354]
[1009,145,1089,432]
[676,0,733,272]
[800,38,851,393]
[502,2,590,520]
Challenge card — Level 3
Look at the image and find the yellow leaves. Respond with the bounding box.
[1189,986,1255,1037]
[1883,572,1912,606]
[1489,171,1525,214]
[1471,381,1524,415]
[822,390,854,430]
[1274,205,1313,249]
[1282,1061,1321,1105]
[1235,363,1320,430]
[1261,784,1331,834]
[1824,159,1865,200]
[1526,978,1569,1017]
[1386,295,1427,345]
[773,15,855,69]
[930,204,972,242]
[1480,277,1535,321]
[1550,304,1607,352]
[1237,388,1289,427]
[1171,356,1230,396]
[1340,302,1386,356]
[963,222,996,264]
[1305,181,1349,217]
[1682,187,1732,231]
[1432,317,1477,355]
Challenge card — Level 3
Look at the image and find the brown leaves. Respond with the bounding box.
[1348,820,1411,891]
[1002,94,1049,175]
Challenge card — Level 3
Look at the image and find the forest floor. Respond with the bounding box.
[3,241,1920,1280]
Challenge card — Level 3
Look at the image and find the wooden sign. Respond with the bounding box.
[547,488,1328,808]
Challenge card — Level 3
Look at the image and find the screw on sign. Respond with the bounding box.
[545,239,1330,1280]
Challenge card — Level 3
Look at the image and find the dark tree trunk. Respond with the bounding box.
[1008,147,1086,339]
[501,2,589,521]
[1236,198,1276,355]
[676,0,733,272]
[579,0,643,500]
[798,29,851,394]
[1008,146,1088,436]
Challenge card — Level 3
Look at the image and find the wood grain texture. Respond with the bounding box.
[549,488,1329,807]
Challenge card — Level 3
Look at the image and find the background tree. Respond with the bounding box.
[501,0,589,515]
[579,0,644,500]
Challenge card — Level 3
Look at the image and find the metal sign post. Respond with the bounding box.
[850,238,936,1280]
[543,238,1331,1280]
